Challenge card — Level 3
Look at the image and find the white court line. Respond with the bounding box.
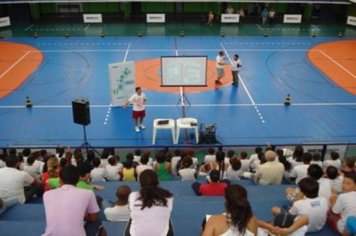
[256,24,264,31]
[318,50,356,79]
[29,49,316,53]
[84,24,90,30]
[220,43,266,123]
[0,51,31,79]
[311,24,320,31]
[25,24,34,31]
[2,102,356,109]
[123,43,131,63]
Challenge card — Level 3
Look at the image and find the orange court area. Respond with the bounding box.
[135,58,233,93]
[0,41,44,98]
[307,40,356,95]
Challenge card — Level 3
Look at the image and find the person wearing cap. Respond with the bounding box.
[255,150,285,185]
[191,170,228,196]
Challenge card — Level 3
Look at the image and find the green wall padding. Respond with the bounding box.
[39,3,56,14]
[30,4,40,20]
[348,3,356,16]
[82,3,120,13]
[141,2,174,13]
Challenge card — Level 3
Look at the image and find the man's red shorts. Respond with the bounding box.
[133,110,145,119]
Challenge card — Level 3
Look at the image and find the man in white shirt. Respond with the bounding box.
[290,152,312,184]
[42,165,101,236]
[323,151,342,169]
[104,185,131,222]
[90,158,107,182]
[0,155,43,204]
[105,156,123,181]
[225,5,234,14]
[203,148,216,164]
[231,54,241,87]
[124,87,147,132]
[215,51,225,84]
[255,150,285,185]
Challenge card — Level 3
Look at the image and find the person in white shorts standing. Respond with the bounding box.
[231,54,242,87]
[124,87,147,132]
[216,51,225,84]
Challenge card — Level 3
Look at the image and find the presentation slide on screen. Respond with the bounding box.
[161,56,207,87]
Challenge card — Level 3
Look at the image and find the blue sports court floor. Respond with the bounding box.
[0,35,355,147]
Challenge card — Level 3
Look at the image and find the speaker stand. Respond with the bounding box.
[81,125,100,155]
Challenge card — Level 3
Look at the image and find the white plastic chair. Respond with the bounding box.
[175,118,199,144]
[152,119,176,145]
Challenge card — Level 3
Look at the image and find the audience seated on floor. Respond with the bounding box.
[325,165,343,194]
[199,150,227,176]
[23,154,42,179]
[287,145,304,169]
[224,157,242,181]
[42,156,60,191]
[119,155,137,181]
[192,169,228,196]
[99,148,112,168]
[77,163,104,191]
[238,151,250,175]
[255,150,284,185]
[0,154,44,205]
[324,151,342,170]
[105,156,123,181]
[178,156,196,181]
[328,172,356,234]
[170,149,181,176]
[104,185,131,222]
[55,147,65,160]
[90,157,107,182]
[224,149,235,165]
[286,164,332,202]
[154,151,172,181]
[310,152,323,168]
[136,154,154,178]
[203,148,216,164]
[289,152,312,184]
[341,157,356,175]
[249,147,263,172]
[125,169,174,236]
[276,149,293,182]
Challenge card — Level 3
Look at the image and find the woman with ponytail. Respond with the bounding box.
[42,156,59,191]
[201,184,257,236]
[125,169,174,236]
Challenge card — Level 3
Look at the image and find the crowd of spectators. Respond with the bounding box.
[0,145,355,235]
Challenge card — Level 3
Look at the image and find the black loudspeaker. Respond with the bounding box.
[72,99,90,125]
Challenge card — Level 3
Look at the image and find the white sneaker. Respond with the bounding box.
[140,124,145,129]
[135,126,140,132]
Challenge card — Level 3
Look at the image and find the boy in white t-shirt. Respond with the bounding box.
[329,172,356,234]
[124,87,147,132]
[273,177,328,233]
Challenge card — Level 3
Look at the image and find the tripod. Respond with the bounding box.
[176,87,191,106]
[80,125,100,155]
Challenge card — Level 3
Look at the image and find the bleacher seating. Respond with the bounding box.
[0,179,339,235]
